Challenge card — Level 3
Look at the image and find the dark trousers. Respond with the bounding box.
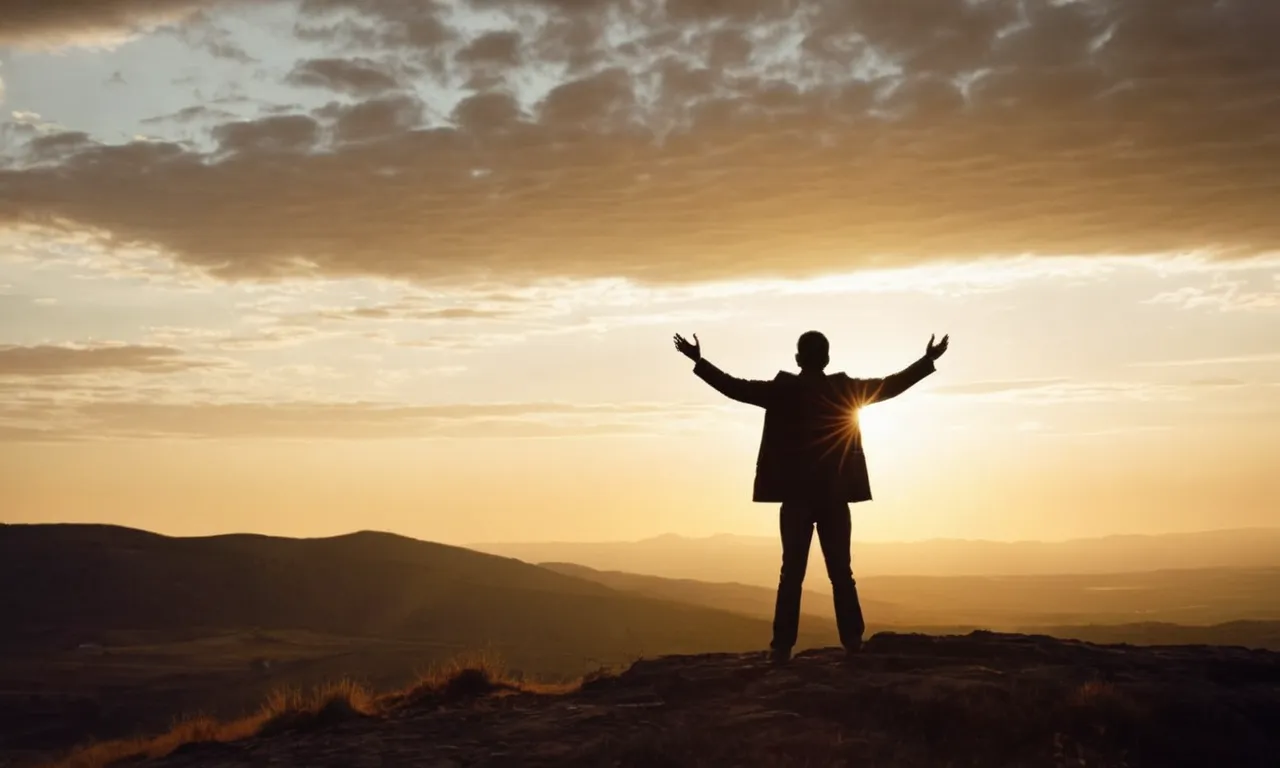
[771,499,865,651]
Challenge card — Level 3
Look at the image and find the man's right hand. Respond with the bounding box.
[673,333,701,362]
[925,333,950,362]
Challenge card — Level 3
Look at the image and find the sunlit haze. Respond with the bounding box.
[1,0,1277,547]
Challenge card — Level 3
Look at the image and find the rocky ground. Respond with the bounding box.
[136,631,1280,767]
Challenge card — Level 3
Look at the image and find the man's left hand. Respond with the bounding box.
[674,333,701,362]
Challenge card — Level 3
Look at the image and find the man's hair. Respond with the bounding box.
[796,331,829,370]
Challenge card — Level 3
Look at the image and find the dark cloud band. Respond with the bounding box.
[2,0,1278,284]
[0,0,216,46]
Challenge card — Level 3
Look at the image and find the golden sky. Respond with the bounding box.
[1,0,1278,544]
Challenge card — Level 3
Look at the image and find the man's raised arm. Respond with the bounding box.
[850,333,949,406]
[673,333,772,409]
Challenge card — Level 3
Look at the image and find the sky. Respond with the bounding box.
[0,0,1277,546]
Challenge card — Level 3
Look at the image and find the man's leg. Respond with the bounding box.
[815,501,866,652]
[772,502,814,661]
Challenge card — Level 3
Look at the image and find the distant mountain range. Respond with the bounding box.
[544,558,1280,630]
[540,561,872,621]
[473,527,1280,582]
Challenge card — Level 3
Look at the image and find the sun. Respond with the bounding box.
[851,405,891,446]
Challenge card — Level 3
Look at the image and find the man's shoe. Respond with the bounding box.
[842,638,864,663]
[769,647,792,666]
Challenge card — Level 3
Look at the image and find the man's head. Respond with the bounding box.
[795,331,829,373]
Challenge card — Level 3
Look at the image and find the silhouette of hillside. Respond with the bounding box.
[1032,620,1280,651]
[1,524,833,655]
[0,524,838,759]
[9,524,1279,764]
[91,632,1280,768]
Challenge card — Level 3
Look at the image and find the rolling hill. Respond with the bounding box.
[0,523,834,658]
[538,558,1280,631]
[0,523,837,759]
[540,560,901,625]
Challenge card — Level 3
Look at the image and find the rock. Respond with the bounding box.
[143,633,1280,768]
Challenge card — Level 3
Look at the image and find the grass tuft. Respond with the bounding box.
[48,650,595,767]
[393,649,565,707]
[50,715,260,768]
[255,678,379,737]
[48,651,599,768]
[49,678,383,768]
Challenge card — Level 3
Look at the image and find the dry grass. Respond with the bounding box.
[1069,679,1128,708]
[255,678,380,737]
[50,715,261,768]
[49,652,579,768]
[388,649,579,709]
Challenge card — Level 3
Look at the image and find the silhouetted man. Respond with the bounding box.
[673,330,949,663]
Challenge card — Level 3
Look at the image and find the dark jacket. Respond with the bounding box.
[693,356,936,503]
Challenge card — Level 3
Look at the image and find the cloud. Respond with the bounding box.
[286,57,405,96]
[25,131,95,160]
[140,105,240,126]
[933,379,1188,404]
[932,378,1070,396]
[211,115,321,154]
[0,344,216,376]
[937,374,1277,405]
[295,0,456,51]
[315,304,515,322]
[224,289,723,352]
[0,424,67,442]
[456,30,524,88]
[168,9,256,62]
[1146,280,1280,313]
[1046,425,1177,439]
[1185,378,1249,388]
[0,0,235,48]
[1132,353,1280,368]
[211,324,337,351]
[0,398,715,441]
[458,30,522,67]
[316,94,426,143]
[2,0,1280,285]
